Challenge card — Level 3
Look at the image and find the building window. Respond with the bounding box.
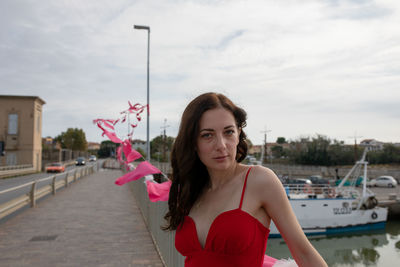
[8,114,18,135]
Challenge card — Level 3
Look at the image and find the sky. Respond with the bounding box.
[1,0,399,146]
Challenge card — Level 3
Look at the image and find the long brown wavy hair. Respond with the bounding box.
[163,92,248,231]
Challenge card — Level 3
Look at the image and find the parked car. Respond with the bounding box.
[89,155,97,162]
[370,176,397,188]
[286,178,313,193]
[287,178,312,185]
[75,157,86,166]
[308,175,330,185]
[46,162,65,173]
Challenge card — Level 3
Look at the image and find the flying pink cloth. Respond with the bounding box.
[263,255,278,266]
[146,180,172,202]
[123,140,142,162]
[95,121,123,144]
[115,161,161,186]
[104,131,123,144]
[116,145,123,162]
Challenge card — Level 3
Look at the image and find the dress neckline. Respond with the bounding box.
[186,209,269,250]
[186,167,264,249]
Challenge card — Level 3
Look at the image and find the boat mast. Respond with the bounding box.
[337,148,368,189]
[359,148,368,198]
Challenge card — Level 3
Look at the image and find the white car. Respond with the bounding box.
[370,176,397,188]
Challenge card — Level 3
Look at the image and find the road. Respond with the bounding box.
[369,185,400,200]
[0,161,102,205]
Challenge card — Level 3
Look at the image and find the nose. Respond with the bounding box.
[215,133,227,151]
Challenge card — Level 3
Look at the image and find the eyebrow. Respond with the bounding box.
[199,125,235,133]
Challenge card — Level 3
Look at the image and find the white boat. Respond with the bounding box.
[269,149,388,237]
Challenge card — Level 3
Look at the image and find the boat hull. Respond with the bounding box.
[269,197,388,238]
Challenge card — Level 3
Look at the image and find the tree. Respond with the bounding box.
[287,134,365,166]
[135,147,146,161]
[150,135,175,162]
[97,141,117,158]
[55,128,88,151]
[368,144,400,164]
[276,137,287,144]
[271,145,283,158]
[328,140,355,165]
[288,134,331,165]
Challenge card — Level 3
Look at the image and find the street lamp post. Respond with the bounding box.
[134,25,150,161]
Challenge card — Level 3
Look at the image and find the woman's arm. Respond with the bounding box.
[252,166,327,267]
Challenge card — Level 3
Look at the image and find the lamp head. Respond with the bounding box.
[134,25,150,31]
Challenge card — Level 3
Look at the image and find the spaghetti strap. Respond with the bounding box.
[239,167,252,209]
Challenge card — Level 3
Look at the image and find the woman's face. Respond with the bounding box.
[196,108,240,172]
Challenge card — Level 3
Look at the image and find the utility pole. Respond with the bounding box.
[348,132,363,163]
[160,119,170,161]
[260,127,271,165]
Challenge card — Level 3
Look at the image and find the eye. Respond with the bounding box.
[200,132,212,139]
[225,129,235,135]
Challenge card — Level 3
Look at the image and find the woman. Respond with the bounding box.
[164,92,327,267]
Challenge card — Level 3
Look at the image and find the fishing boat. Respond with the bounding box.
[269,149,388,237]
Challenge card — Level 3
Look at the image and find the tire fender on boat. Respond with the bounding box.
[371,197,378,206]
[303,184,312,194]
[328,187,336,198]
[371,211,378,220]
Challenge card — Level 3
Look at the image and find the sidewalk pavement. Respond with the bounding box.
[0,169,164,267]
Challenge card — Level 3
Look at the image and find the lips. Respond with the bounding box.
[213,155,229,160]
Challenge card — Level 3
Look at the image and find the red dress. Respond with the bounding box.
[175,167,278,267]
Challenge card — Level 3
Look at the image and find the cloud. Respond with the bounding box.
[325,0,393,20]
[1,0,399,145]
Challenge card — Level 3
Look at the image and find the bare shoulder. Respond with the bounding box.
[247,165,283,189]
[245,165,287,206]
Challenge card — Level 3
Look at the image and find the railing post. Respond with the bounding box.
[65,173,69,187]
[74,170,77,182]
[74,169,77,180]
[52,175,57,195]
[30,182,37,207]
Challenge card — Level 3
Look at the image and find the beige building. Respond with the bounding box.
[360,139,384,151]
[0,95,46,171]
[87,142,100,151]
[132,139,147,151]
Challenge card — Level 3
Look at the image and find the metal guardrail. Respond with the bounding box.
[0,164,97,220]
[0,164,33,171]
[102,159,180,266]
[284,184,331,195]
[129,177,184,267]
[282,184,367,205]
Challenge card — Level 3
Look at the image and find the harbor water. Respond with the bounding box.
[267,221,400,266]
